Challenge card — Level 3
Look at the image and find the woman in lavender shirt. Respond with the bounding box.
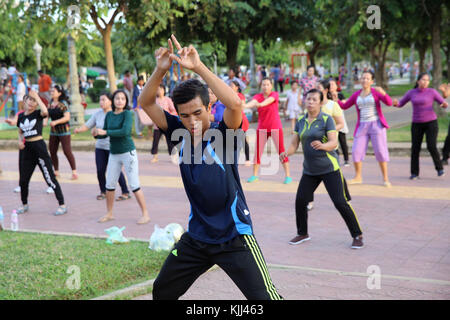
[393,73,448,179]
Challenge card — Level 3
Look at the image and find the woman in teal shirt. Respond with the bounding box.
[280,89,363,249]
[95,89,150,224]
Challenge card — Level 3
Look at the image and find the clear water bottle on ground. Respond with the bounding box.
[0,206,4,231]
[11,210,18,231]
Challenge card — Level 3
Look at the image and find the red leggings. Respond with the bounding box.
[254,128,289,165]
[49,135,76,171]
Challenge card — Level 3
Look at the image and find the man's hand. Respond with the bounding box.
[169,35,202,73]
[155,43,173,72]
[441,101,449,109]
[19,142,25,150]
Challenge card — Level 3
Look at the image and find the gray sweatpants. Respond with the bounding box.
[106,150,140,192]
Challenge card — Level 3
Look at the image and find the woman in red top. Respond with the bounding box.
[244,78,291,184]
[230,80,251,166]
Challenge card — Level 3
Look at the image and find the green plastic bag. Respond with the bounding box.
[105,226,129,244]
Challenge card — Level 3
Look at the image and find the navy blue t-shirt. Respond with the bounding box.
[162,111,253,244]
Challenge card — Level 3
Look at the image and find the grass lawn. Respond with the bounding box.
[0,231,168,300]
[386,116,449,143]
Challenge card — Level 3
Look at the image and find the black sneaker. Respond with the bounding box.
[289,234,310,245]
[351,236,364,249]
[409,174,418,180]
[438,170,445,177]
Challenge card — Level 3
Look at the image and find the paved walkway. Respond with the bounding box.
[0,146,449,300]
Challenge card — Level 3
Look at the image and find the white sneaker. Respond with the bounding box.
[14,186,21,193]
[46,187,55,194]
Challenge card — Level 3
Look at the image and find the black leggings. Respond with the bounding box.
[295,170,362,238]
[95,148,129,194]
[411,120,443,175]
[151,129,175,155]
[442,122,450,161]
[20,140,64,205]
[338,132,349,162]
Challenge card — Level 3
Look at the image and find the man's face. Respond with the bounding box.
[177,96,211,138]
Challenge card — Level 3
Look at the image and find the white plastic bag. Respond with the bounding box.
[164,223,185,243]
[149,225,175,251]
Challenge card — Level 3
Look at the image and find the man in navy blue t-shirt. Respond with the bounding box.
[138,35,282,300]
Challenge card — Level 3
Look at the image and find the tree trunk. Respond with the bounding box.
[431,7,442,88]
[372,40,390,89]
[430,5,444,117]
[307,41,320,69]
[418,45,426,74]
[103,27,117,93]
[444,43,450,81]
[226,36,239,68]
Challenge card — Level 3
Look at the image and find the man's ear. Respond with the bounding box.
[206,103,211,113]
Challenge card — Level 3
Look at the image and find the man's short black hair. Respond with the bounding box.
[171,79,209,112]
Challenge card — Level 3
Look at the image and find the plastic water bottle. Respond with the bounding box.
[11,210,18,231]
[0,206,4,231]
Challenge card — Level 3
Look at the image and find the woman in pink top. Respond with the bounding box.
[244,78,291,184]
[338,71,393,186]
[393,73,448,179]
[151,84,178,163]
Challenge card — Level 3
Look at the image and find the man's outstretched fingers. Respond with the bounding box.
[171,34,182,51]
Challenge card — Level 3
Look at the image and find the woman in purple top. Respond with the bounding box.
[393,73,448,179]
[338,71,393,187]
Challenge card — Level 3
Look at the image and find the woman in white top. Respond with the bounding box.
[284,80,301,132]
